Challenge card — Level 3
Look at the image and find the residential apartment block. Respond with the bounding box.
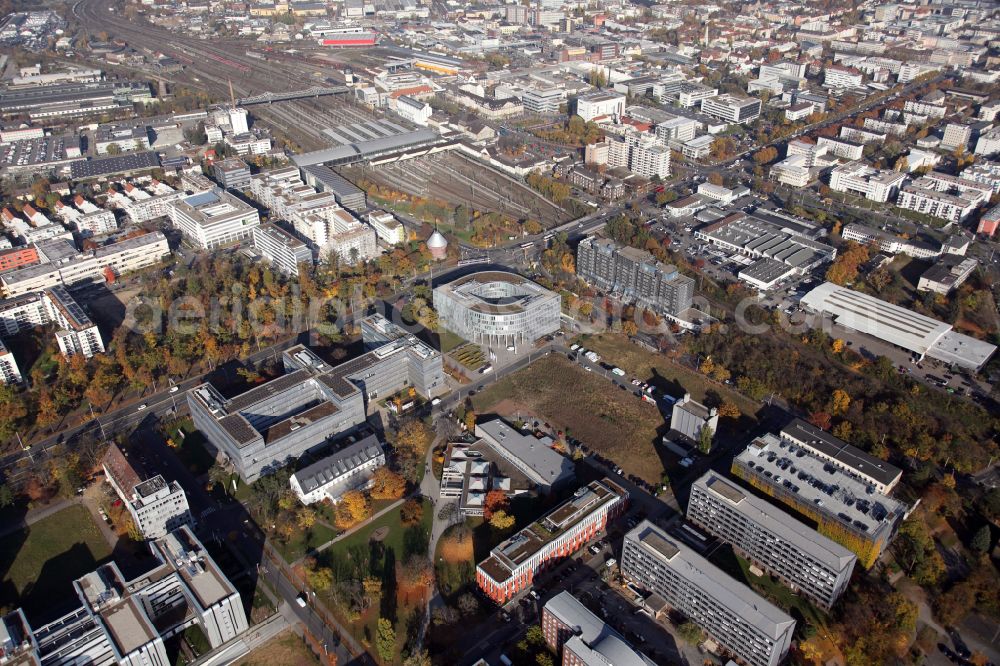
[252,222,312,277]
[731,433,909,569]
[622,521,795,666]
[0,285,104,358]
[189,315,442,481]
[0,338,21,383]
[687,472,857,609]
[102,443,194,540]
[477,478,628,603]
[576,237,694,316]
[542,591,655,666]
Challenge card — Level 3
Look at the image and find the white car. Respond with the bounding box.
[169,386,179,393]
[136,404,148,411]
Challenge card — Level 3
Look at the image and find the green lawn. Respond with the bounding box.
[321,498,432,563]
[438,327,466,353]
[711,546,828,635]
[274,523,339,562]
[0,505,113,618]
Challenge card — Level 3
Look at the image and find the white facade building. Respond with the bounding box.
[367,210,406,245]
[0,338,22,384]
[167,189,261,250]
[252,223,312,276]
[289,434,386,505]
[575,91,625,122]
[700,94,761,123]
[828,161,906,202]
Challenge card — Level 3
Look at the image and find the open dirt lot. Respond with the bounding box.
[471,355,668,484]
[235,631,320,666]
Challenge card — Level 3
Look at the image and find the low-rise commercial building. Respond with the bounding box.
[289,433,386,505]
[433,271,561,347]
[917,257,978,295]
[477,478,628,603]
[688,472,856,609]
[474,419,575,493]
[622,521,795,666]
[799,281,996,370]
[575,91,625,122]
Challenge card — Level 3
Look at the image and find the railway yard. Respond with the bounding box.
[341,153,572,228]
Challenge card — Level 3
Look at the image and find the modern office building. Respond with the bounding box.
[252,223,313,277]
[799,281,997,371]
[102,443,194,540]
[700,94,761,123]
[213,157,252,191]
[523,88,563,114]
[0,338,21,384]
[779,418,902,493]
[731,433,909,569]
[477,478,628,603]
[687,472,857,609]
[1,526,248,666]
[433,271,561,347]
[828,161,906,203]
[289,433,386,505]
[189,314,443,481]
[896,173,990,224]
[622,521,795,666]
[542,591,656,666]
[576,237,694,316]
[167,189,260,250]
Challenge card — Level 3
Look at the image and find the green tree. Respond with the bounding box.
[698,426,714,454]
[376,617,396,663]
[0,483,13,508]
[676,621,703,644]
[970,525,991,553]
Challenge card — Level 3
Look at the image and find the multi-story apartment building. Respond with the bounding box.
[367,210,406,245]
[166,189,261,250]
[252,223,312,277]
[2,526,248,666]
[102,443,194,540]
[731,433,909,569]
[0,338,21,383]
[896,177,988,224]
[940,123,972,152]
[289,433,386,505]
[978,203,1000,237]
[828,161,907,202]
[1,232,169,298]
[622,521,795,666]
[626,134,671,179]
[574,91,625,122]
[974,127,1000,156]
[477,478,628,603]
[655,116,698,143]
[542,591,656,666]
[0,246,39,273]
[823,65,864,88]
[433,271,561,347]
[839,125,886,144]
[677,83,719,108]
[700,94,761,123]
[576,237,694,316]
[189,315,443,481]
[687,472,857,609]
[960,161,1000,195]
[903,99,947,118]
[816,136,865,160]
[0,286,104,358]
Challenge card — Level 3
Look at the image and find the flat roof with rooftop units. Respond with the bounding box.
[780,418,902,492]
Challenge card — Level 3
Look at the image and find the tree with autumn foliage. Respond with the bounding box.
[400,498,423,526]
[392,419,434,482]
[825,242,869,285]
[483,489,510,520]
[370,466,407,499]
[334,490,371,529]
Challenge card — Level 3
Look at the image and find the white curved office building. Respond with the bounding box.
[433,271,560,347]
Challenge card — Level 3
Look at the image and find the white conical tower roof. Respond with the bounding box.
[427,229,448,249]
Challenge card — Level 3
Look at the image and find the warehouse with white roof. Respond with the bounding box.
[799,282,996,370]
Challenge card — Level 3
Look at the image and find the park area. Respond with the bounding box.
[304,498,434,664]
[470,354,667,483]
[0,504,113,620]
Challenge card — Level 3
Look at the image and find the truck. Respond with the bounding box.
[611,367,626,377]
[295,595,307,608]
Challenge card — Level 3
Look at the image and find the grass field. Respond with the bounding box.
[275,523,338,562]
[578,334,761,418]
[438,327,466,353]
[0,504,113,618]
[471,354,668,483]
[322,498,431,564]
[236,630,321,666]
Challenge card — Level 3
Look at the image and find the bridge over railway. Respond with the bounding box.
[237,86,351,106]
